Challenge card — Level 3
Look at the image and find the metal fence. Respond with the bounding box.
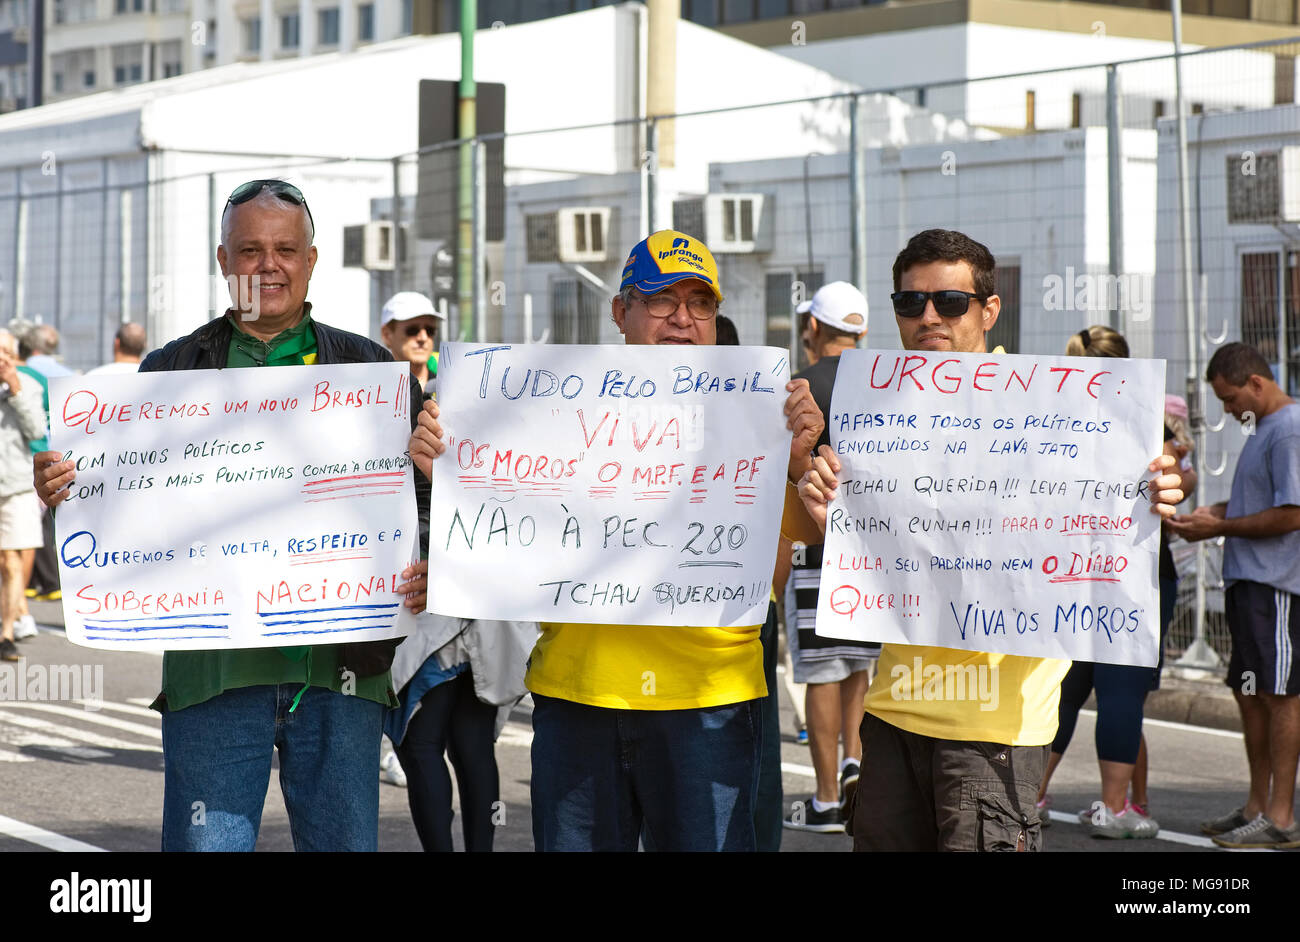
[5,35,1300,666]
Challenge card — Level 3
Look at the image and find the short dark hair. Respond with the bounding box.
[1206,342,1274,386]
[892,229,996,298]
[715,314,739,346]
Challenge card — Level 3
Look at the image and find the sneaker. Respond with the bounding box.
[1036,795,1052,828]
[24,588,36,599]
[796,728,809,746]
[1201,806,1251,836]
[1084,800,1159,839]
[839,760,860,810]
[380,750,407,788]
[1211,813,1300,849]
[783,800,844,833]
[35,589,61,602]
[0,638,17,662]
[13,615,37,641]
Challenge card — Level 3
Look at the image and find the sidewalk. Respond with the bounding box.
[1142,668,1241,732]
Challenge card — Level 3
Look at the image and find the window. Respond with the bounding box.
[281,13,300,49]
[358,3,374,41]
[160,40,183,78]
[319,8,340,45]
[115,0,145,12]
[766,269,823,367]
[52,72,64,94]
[112,44,145,86]
[549,278,603,345]
[1240,250,1300,394]
[243,17,261,53]
[401,0,414,34]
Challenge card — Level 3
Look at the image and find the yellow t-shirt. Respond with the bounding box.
[526,622,766,710]
[864,643,1071,746]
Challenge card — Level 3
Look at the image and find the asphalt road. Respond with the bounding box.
[0,610,1262,854]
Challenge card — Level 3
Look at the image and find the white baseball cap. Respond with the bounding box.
[796,281,868,335]
[382,291,445,324]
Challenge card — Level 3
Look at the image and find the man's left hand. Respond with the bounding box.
[784,378,824,481]
[1147,454,1184,519]
[396,559,429,615]
[1165,506,1224,542]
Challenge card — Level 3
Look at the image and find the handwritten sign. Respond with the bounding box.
[814,350,1165,667]
[427,343,791,627]
[49,363,420,651]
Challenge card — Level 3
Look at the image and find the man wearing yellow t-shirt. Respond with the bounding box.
[410,230,823,851]
[797,229,1183,851]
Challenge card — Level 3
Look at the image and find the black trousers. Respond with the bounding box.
[394,669,500,852]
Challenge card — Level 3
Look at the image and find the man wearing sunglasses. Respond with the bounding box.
[832,228,1182,851]
[410,229,824,851]
[380,291,445,393]
[34,179,430,852]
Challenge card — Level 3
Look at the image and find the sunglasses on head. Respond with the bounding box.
[225,179,315,232]
[891,290,987,318]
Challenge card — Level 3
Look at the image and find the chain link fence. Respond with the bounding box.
[4,36,1298,665]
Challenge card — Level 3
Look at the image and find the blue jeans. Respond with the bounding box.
[530,694,761,852]
[161,684,384,851]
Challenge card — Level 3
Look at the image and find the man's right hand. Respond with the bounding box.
[797,444,841,535]
[409,399,445,479]
[34,451,75,508]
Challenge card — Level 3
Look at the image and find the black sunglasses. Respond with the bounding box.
[225,179,315,233]
[402,322,437,338]
[891,290,987,318]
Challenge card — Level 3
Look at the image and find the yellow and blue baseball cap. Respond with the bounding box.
[620,230,723,302]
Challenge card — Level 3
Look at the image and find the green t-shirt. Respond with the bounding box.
[154,314,398,712]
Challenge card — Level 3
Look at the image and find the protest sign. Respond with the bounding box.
[814,349,1165,667]
[427,342,791,627]
[49,363,420,651]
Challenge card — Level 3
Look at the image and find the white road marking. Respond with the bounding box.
[79,699,160,720]
[0,713,161,752]
[781,761,816,778]
[0,813,107,852]
[2,702,161,738]
[1081,708,1244,741]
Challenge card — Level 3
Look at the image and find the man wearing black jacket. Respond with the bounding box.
[35,180,429,851]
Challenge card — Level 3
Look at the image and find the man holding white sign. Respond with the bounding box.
[34,180,430,852]
[412,230,823,851]
[795,229,1183,852]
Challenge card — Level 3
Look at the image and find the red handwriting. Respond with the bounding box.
[867,353,1119,399]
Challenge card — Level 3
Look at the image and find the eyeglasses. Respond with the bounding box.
[403,323,437,338]
[632,291,718,320]
[225,179,315,233]
[891,290,987,318]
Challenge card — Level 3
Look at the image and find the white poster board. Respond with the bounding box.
[49,363,420,651]
[814,350,1165,667]
[427,342,791,627]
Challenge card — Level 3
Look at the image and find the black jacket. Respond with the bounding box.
[141,313,430,677]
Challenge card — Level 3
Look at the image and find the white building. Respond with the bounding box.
[0,3,885,367]
[44,0,416,104]
[1153,102,1300,505]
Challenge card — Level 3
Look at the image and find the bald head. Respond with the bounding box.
[115,322,146,362]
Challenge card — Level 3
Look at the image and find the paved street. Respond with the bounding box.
[0,603,1265,853]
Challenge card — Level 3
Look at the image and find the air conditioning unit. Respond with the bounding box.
[342,221,401,271]
[671,194,771,253]
[1227,147,1300,224]
[556,207,611,263]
